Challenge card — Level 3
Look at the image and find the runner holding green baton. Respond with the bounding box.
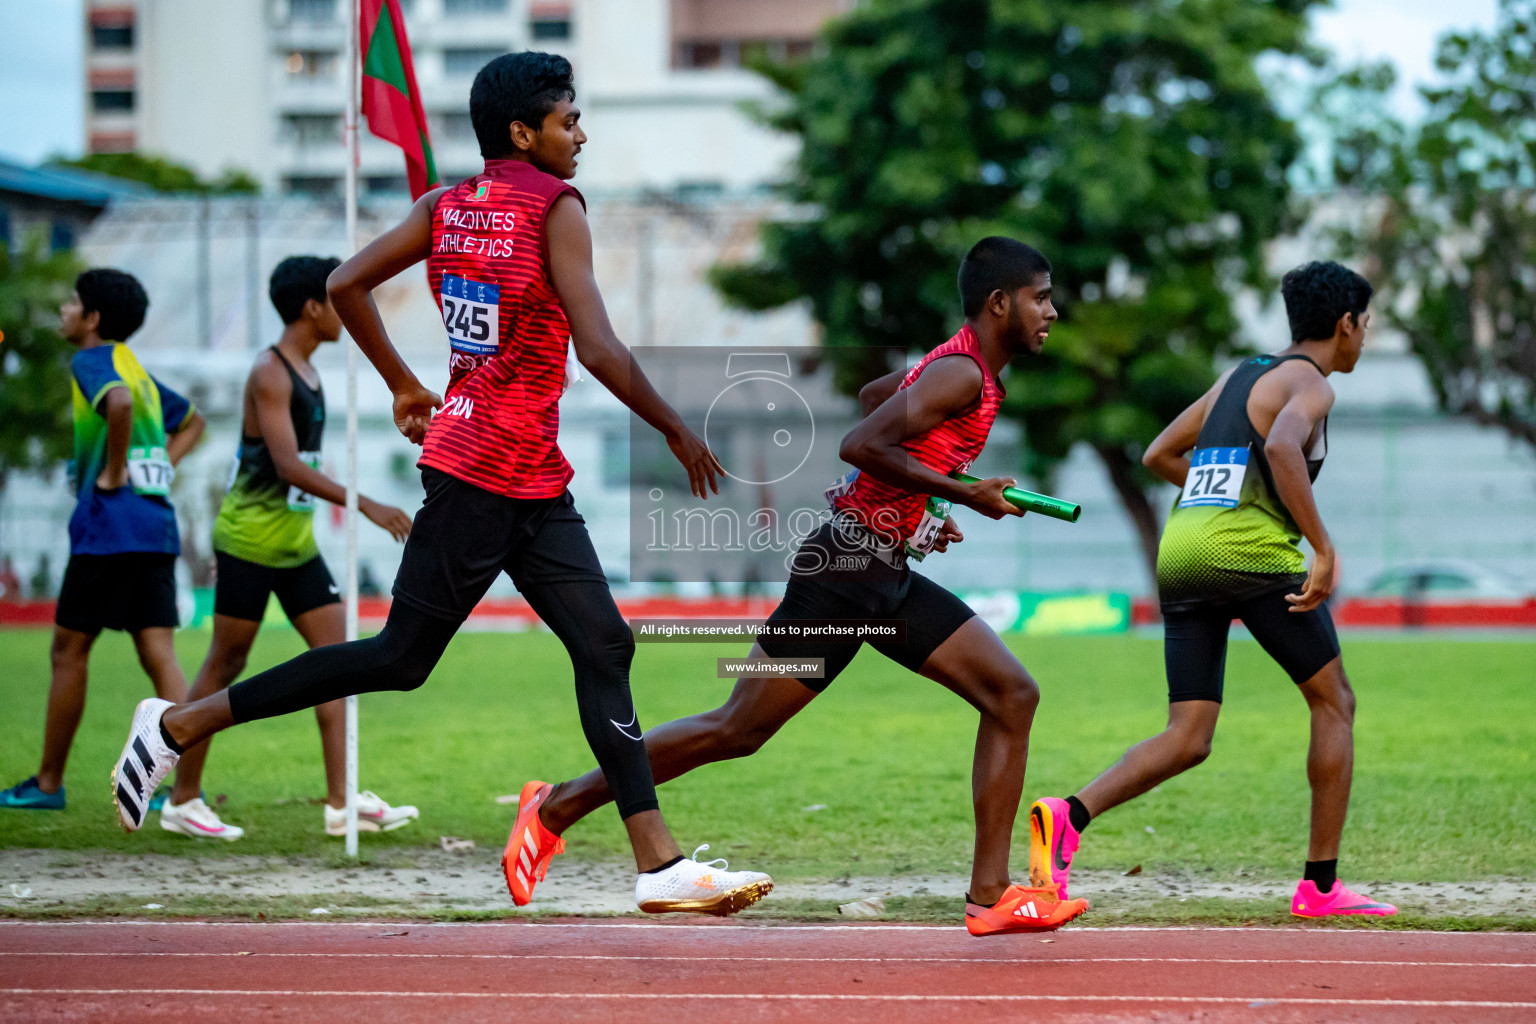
[949,472,1080,522]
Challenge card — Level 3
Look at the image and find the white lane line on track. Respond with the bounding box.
[3,952,1533,968]
[4,989,1535,1009]
[0,921,1524,936]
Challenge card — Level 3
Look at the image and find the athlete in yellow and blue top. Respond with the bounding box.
[1,269,205,811]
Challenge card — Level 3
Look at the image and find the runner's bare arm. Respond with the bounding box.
[251,359,411,541]
[858,367,907,416]
[1142,369,1232,487]
[327,186,451,444]
[839,355,1021,519]
[165,409,204,466]
[1266,377,1337,613]
[546,193,724,499]
[95,388,132,489]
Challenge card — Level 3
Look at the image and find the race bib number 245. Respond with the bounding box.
[440,274,500,355]
[1179,446,1249,509]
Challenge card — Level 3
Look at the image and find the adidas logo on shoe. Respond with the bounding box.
[1013,900,1042,918]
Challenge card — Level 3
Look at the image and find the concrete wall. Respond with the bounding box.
[136,0,270,184]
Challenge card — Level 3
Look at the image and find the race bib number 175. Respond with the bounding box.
[440,274,500,355]
[1179,446,1249,509]
[127,446,173,497]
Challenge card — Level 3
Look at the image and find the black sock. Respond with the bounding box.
[1304,859,1337,893]
[642,855,684,875]
[1066,795,1091,833]
[158,720,184,756]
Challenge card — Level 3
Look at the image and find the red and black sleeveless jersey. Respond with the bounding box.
[833,325,1006,540]
[418,159,581,498]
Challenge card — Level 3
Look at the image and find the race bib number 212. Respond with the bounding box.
[1179,446,1249,509]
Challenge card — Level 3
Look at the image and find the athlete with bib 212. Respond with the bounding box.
[110,52,772,916]
[1028,260,1397,919]
[522,238,1092,937]
[158,256,418,843]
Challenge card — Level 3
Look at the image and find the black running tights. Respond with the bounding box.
[225,585,659,819]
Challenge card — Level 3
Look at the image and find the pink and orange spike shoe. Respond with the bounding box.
[965,883,1089,937]
[1028,797,1081,898]
[1291,879,1397,918]
[502,780,566,906]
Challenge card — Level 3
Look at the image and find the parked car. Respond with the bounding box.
[1357,560,1536,601]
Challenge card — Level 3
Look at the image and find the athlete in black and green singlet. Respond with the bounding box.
[158,257,419,841]
[1028,261,1398,919]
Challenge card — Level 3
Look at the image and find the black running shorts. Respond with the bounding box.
[755,522,977,692]
[214,551,341,624]
[55,552,179,635]
[1164,586,1341,703]
[392,467,607,621]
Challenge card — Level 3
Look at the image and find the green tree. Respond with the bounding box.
[53,152,259,194]
[1320,0,1536,449]
[714,0,1320,583]
[0,232,80,500]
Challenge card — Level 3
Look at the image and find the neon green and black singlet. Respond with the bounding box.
[212,348,325,569]
[1156,354,1327,613]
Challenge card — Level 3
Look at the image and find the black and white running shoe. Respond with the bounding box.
[111,698,179,832]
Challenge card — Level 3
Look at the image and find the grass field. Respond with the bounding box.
[1,626,1532,884]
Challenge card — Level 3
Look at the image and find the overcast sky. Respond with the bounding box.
[0,0,1505,167]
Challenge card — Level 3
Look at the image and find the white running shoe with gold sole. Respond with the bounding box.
[635,845,773,916]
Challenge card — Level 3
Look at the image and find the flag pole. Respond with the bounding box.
[342,0,361,859]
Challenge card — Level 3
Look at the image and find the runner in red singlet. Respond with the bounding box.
[112,52,772,917]
[529,238,1090,937]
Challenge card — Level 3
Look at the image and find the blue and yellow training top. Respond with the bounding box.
[67,343,194,557]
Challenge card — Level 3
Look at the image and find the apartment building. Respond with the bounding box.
[83,0,852,196]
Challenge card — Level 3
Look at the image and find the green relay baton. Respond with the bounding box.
[950,472,1082,523]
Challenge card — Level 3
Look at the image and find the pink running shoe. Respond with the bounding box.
[1291,879,1397,917]
[1028,797,1081,898]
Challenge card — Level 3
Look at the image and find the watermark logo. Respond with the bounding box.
[628,346,901,585]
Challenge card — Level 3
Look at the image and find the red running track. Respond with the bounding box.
[2,920,1533,1023]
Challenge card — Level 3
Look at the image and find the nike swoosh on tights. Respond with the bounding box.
[609,713,643,741]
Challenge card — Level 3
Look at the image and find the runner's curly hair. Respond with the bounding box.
[470,51,575,159]
[1281,261,1373,343]
[75,268,148,342]
[269,255,342,324]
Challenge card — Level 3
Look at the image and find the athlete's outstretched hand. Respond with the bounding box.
[1287,545,1336,613]
[930,517,964,554]
[667,425,725,499]
[361,497,412,542]
[392,383,442,445]
[961,477,1026,520]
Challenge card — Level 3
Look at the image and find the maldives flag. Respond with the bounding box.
[359,0,439,198]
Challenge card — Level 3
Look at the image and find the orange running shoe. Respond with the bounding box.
[965,883,1088,937]
[502,780,565,906]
